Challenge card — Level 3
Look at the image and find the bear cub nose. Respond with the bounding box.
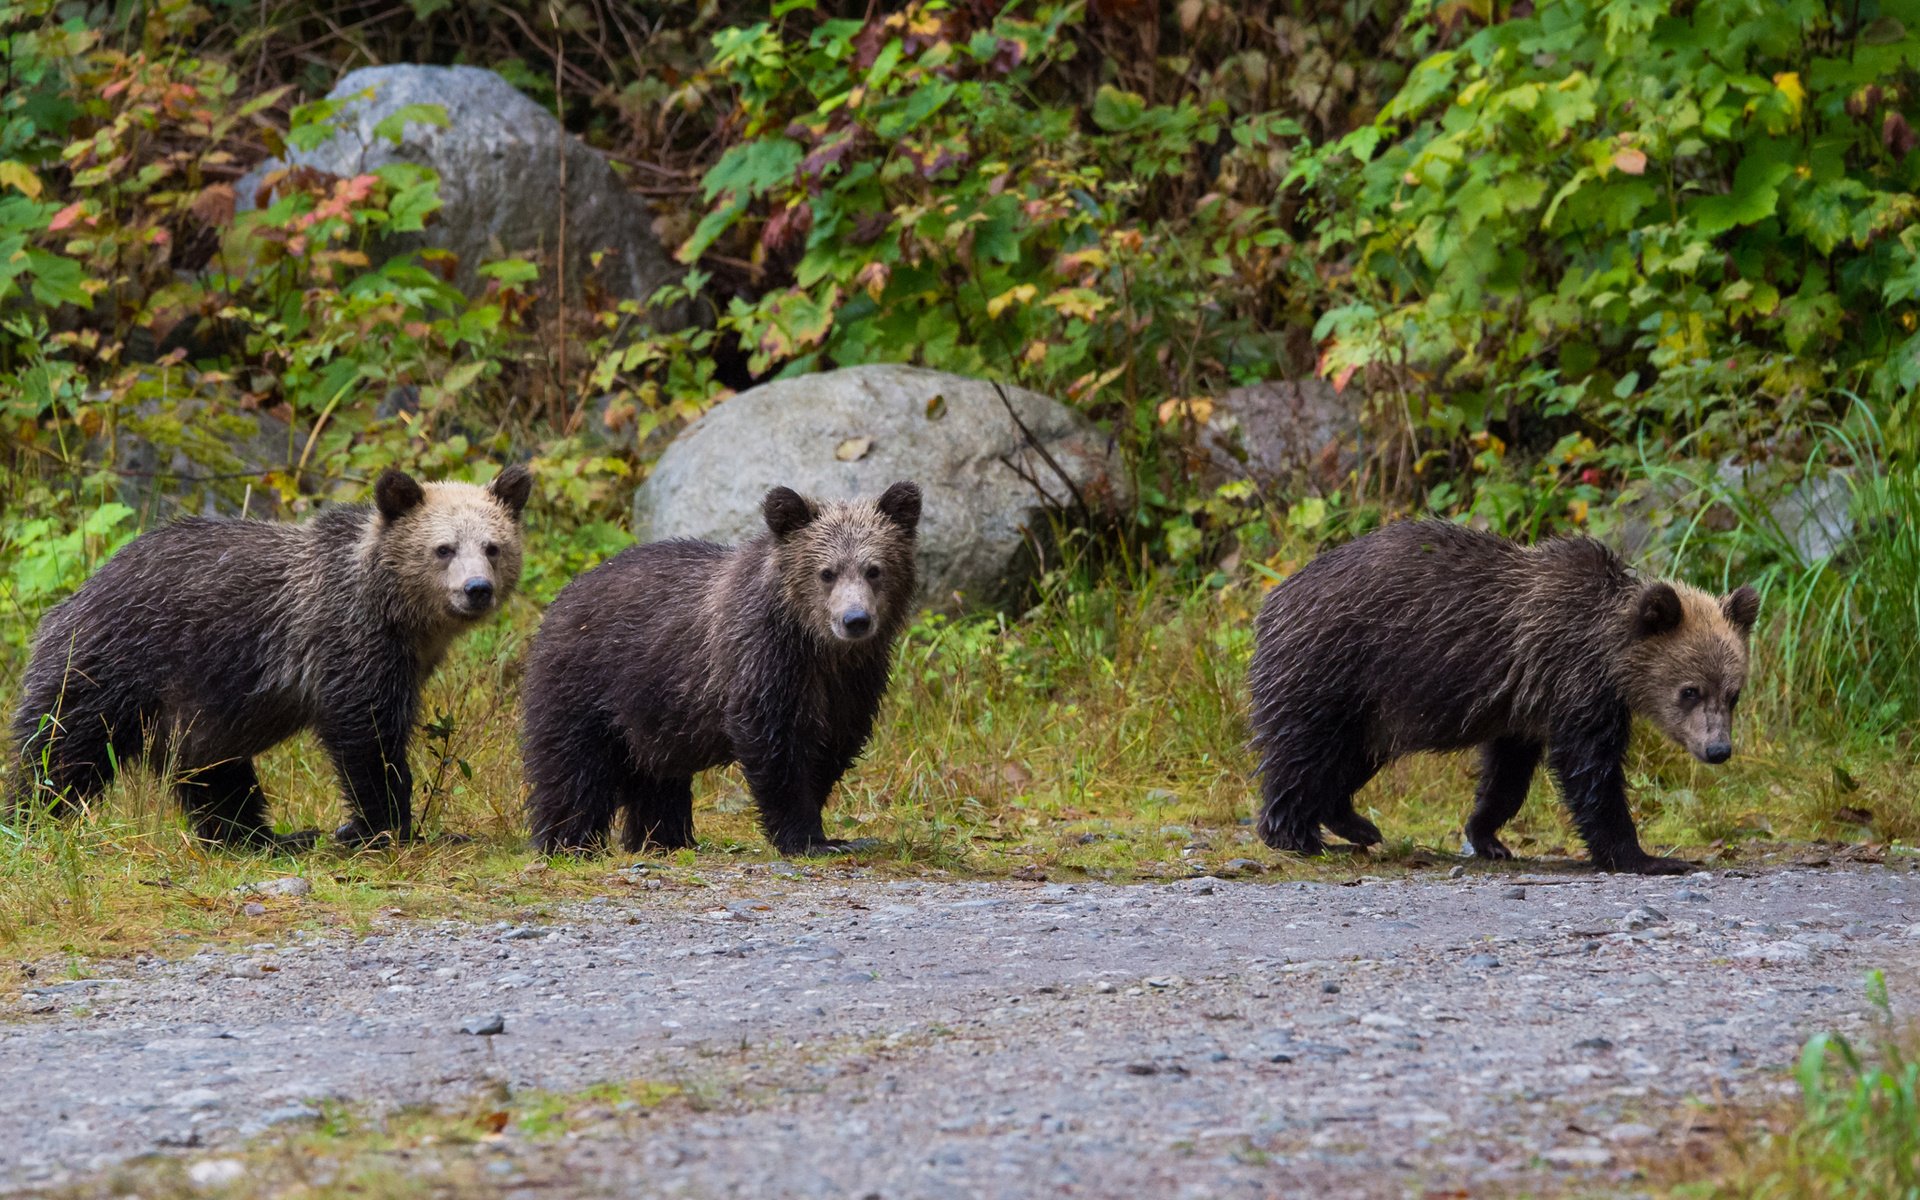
[840,608,872,638]
[463,578,495,608]
[1702,741,1732,764]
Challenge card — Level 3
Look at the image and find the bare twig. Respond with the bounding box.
[991,380,1090,517]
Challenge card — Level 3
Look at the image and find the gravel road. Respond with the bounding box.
[6,862,1917,1197]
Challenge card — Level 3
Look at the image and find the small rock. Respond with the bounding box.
[461,1014,506,1036]
[1543,1146,1615,1169]
[1902,923,1920,940]
[1605,1122,1656,1145]
[1620,906,1666,931]
[1673,888,1710,903]
[257,1103,321,1127]
[233,877,312,898]
[1144,976,1181,989]
[1503,886,1527,900]
[1221,858,1265,876]
[500,926,544,941]
[1359,1013,1407,1029]
[1464,953,1501,969]
[227,960,267,979]
[1321,981,1341,994]
[1573,1036,1614,1052]
[1448,865,1466,879]
[187,1159,247,1189]
[1735,940,1813,963]
[1093,980,1118,994]
[241,902,267,918]
[167,1088,222,1110]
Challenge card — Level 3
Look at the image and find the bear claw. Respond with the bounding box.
[1463,833,1514,861]
[1324,812,1384,848]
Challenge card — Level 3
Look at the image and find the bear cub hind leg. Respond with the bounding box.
[175,758,318,851]
[622,775,695,853]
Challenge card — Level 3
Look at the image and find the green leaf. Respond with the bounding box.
[23,248,88,308]
[288,96,349,152]
[1690,150,1794,237]
[1092,86,1148,133]
[477,258,540,285]
[384,179,443,233]
[699,138,804,203]
[372,102,450,146]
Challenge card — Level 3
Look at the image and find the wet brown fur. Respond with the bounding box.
[1248,520,1758,874]
[522,482,921,856]
[7,466,531,847]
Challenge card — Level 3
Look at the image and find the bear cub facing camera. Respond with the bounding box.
[522,481,921,856]
[8,466,531,849]
[1249,520,1758,875]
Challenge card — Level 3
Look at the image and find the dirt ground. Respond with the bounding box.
[6,860,1917,1197]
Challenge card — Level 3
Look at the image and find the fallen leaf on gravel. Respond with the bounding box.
[835,436,873,461]
[478,1110,509,1134]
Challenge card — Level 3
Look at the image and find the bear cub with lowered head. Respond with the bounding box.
[523,481,921,856]
[8,466,531,849]
[1249,520,1758,875]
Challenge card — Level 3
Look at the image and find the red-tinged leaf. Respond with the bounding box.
[1333,364,1356,393]
[1885,112,1917,157]
[1614,148,1647,175]
[48,202,86,232]
[761,202,813,254]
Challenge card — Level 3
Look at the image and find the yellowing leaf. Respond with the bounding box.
[835,436,873,462]
[0,161,43,200]
[1613,148,1647,175]
[985,283,1037,318]
[924,394,947,421]
[1774,72,1805,117]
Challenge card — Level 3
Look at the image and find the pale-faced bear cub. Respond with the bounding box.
[522,482,921,856]
[1249,520,1758,875]
[8,466,531,849]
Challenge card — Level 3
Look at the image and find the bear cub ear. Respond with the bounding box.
[489,463,533,520]
[876,480,922,532]
[1721,584,1760,636]
[1633,581,1684,640]
[763,486,816,541]
[374,469,426,523]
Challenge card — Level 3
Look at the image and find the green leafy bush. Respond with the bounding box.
[1308,0,1920,488]
[667,0,1295,421]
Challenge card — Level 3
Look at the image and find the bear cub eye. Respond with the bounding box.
[864,565,881,581]
[1678,686,1702,705]
[434,544,455,560]
[819,568,837,583]
[485,543,500,559]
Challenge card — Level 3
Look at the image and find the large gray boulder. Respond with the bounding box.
[633,365,1131,609]
[1190,378,1359,496]
[238,65,680,315]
